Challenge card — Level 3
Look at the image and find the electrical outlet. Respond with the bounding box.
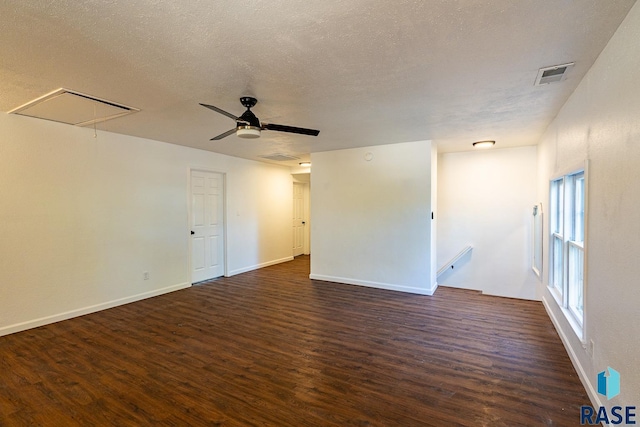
[143,271,149,280]
[588,339,594,357]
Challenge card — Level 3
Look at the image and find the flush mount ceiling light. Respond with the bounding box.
[299,162,311,167]
[472,140,496,149]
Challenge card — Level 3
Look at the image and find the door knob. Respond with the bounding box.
[191,231,195,235]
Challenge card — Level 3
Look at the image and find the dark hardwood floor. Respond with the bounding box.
[0,256,588,426]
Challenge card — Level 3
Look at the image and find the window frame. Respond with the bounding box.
[548,162,588,341]
[549,177,564,299]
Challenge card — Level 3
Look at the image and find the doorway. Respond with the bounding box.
[292,181,310,256]
[293,182,305,256]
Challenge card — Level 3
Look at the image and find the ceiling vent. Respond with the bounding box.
[8,88,139,126]
[258,154,301,162]
[534,63,575,86]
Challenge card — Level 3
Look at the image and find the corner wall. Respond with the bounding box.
[536,1,640,409]
[310,140,435,295]
[0,112,293,335]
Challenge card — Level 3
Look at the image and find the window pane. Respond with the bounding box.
[552,235,563,294]
[551,179,563,234]
[568,244,584,323]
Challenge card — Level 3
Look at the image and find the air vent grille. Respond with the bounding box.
[535,63,575,86]
[8,88,139,126]
[259,154,301,162]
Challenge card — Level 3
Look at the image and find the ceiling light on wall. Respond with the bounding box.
[299,162,311,167]
[472,140,495,149]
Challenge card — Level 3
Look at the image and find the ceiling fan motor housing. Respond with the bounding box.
[239,97,258,108]
[238,109,261,128]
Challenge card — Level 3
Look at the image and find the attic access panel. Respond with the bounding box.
[8,88,139,126]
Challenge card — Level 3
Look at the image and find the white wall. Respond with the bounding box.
[438,146,539,300]
[0,112,293,335]
[310,140,435,295]
[536,1,640,410]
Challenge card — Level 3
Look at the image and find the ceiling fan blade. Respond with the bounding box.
[210,128,237,140]
[200,103,238,121]
[262,123,320,136]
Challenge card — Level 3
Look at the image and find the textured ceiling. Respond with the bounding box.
[0,0,636,167]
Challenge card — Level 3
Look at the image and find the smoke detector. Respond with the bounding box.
[534,63,575,86]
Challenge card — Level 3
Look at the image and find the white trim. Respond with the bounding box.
[532,202,543,279]
[567,241,585,329]
[228,256,294,276]
[0,283,191,337]
[309,274,438,296]
[551,160,588,181]
[582,160,590,349]
[542,295,602,409]
[437,245,472,277]
[548,285,563,309]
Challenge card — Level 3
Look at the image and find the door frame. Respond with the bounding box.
[292,178,311,256]
[302,182,310,255]
[187,167,228,283]
[292,182,305,257]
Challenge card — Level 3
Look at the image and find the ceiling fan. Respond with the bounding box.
[200,97,320,140]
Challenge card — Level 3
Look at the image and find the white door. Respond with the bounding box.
[293,182,305,256]
[191,170,224,282]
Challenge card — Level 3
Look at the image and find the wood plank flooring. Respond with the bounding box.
[0,256,589,426]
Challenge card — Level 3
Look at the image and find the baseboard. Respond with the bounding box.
[0,282,191,337]
[227,256,294,276]
[309,274,438,296]
[430,281,438,295]
[542,295,603,410]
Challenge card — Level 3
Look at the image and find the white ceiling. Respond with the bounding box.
[1,0,636,167]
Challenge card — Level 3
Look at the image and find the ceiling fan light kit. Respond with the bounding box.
[237,126,261,139]
[200,97,320,141]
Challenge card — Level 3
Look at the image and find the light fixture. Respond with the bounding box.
[236,126,261,139]
[299,162,311,167]
[472,140,495,149]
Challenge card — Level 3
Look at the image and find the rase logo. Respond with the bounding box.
[598,367,621,400]
[581,367,636,425]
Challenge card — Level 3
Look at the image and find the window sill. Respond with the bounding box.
[547,286,585,344]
